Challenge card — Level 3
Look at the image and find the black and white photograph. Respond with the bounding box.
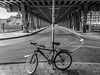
[0,0,100,75]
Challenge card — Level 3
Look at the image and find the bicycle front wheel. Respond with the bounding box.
[26,54,38,74]
[54,51,72,70]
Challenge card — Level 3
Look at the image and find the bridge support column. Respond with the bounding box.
[69,15,72,29]
[73,12,76,30]
[76,10,80,31]
[37,17,40,29]
[39,19,42,28]
[78,8,82,32]
[65,18,68,28]
[29,12,34,30]
[82,4,89,33]
[33,16,36,30]
[70,14,73,29]
[40,19,43,27]
[35,16,38,30]
[68,16,70,29]
[73,13,76,30]
[66,17,68,28]
[71,13,74,30]
[38,18,41,29]
[21,4,29,33]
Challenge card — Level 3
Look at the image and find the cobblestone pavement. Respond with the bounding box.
[0,62,100,75]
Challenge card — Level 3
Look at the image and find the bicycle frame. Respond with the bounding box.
[35,47,56,63]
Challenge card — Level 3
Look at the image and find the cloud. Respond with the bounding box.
[0,7,18,19]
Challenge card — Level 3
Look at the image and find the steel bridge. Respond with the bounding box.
[0,0,100,33]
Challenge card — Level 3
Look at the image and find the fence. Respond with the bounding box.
[0,24,22,33]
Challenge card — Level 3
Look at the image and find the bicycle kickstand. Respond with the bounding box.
[52,64,56,70]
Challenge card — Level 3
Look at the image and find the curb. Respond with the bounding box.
[0,62,25,65]
[0,27,48,41]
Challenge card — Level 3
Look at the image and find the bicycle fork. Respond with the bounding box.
[51,49,56,70]
[29,54,36,64]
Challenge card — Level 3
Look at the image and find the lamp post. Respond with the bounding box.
[51,0,55,70]
[52,0,55,49]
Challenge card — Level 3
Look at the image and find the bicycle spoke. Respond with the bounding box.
[26,54,38,74]
[54,51,72,70]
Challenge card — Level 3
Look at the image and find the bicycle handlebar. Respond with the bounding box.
[29,40,46,48]
[52,42,60,46]
[29,40,60,50]
[29,40,61,54]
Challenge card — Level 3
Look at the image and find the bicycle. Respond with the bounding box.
[26,40,72,74]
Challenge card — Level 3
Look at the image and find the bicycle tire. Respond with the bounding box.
[54,51,72,70]
[26,54,38,74]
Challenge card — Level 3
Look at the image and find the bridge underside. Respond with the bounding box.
[0,0,100,33]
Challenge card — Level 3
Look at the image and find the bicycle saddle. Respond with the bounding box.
[52,42,60,46]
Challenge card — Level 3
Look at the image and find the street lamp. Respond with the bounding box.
[52,0,55,49]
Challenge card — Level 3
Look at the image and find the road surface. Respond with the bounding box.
[0,26,100,63]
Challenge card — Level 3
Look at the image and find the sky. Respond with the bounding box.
[0,7,18,19]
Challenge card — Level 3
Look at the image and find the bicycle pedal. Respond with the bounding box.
[53,67,56,70]
[50,64,56,70]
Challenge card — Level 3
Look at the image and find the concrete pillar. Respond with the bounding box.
[70,14,73,29]
[67,17,69,28]
[36,17,38,30]
[20,4,29,33]
[28,12,31,30]
[34,16,38,30]
[30,12,34,30]
[73,12,76,30]
[33,15,37,30]
[30,13,34,30]
[65,18,67,28]
[41,19,43,27]
[33,16,35,30]
[71,13,74,30]
[38,18,40,28]
[78,8,82,32]
[39,19,42,28]
[75,12,78,31]
[69,15,71,29]
[65,17,67,28]
[66,17,68,28]
[38,18,41,29]
[77,9,81,31]
[67,16,69,28]
[74,11,79,31]
[76,11,80,31]
[68,16,70,28]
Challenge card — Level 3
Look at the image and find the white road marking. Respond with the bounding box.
[24,54,30,57]
[80,38,83,41]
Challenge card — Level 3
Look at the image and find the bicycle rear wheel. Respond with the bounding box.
[26,54,38,74]
[54,51,72,70]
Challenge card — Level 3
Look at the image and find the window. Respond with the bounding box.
[87,11,100,25]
